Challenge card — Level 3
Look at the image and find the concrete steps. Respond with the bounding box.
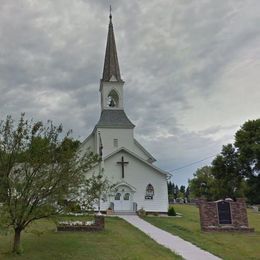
[114,211,137,215]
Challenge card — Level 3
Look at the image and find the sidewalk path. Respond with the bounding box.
[119,215,221,260]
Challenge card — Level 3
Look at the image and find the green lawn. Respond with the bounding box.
[144,204,260,260]
[0,216,181,260]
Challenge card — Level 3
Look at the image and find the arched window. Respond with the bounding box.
[115,193,121,200]
[107,89,119,108]
[124,193,130,200]
[145,184,154,200]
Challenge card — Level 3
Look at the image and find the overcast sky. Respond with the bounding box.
[0,0,259,186]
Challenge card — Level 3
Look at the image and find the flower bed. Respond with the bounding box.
[58,220,95,226]
[57,215,104,232]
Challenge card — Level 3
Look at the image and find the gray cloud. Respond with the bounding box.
[0,0,259,185]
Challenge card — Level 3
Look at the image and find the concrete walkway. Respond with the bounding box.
[119,215,221,260]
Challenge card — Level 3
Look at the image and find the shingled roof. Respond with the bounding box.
[96,110,135,128]
[102,14,122,82]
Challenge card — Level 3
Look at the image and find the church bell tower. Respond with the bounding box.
[96,11,134,131]
[100,12,124,111]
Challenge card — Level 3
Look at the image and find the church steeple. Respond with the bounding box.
[100,9,126,111]
[97,10,135,128]
[102,10,122,82]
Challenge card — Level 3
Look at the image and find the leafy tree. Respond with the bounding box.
[167,181,175,200]
[78,172,113,212]
[189,147,246,200]
[180,185,186,194]
[0,114,98,253]
[188,119,259,203]
[189,166,215,200]
[167,181,174,194]
[211,144,245,199]
[177,185,185,199]
[60,173,112,213]
[235,119,260,203]
[174,185,179,199]
[185,186,190,198]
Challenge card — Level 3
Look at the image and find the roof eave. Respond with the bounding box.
[96,124,135,129]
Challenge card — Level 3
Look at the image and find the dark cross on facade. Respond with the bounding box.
[117,156,129,178]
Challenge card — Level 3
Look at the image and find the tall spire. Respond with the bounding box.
[109,5,112,21]
[102,8,122,82]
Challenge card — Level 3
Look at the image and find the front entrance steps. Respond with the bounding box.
[114,211,137,216]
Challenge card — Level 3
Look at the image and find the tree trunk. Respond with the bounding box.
[13,228,22,254]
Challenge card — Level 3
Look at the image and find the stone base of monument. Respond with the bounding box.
[57,215,104,232]
[198,198,254,232]
[202,225,254,232]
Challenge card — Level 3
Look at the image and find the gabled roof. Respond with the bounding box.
[103,147,171,177]
[102,15,122,82]
[80,129,94,149]
[96,110,135,129]
[134,139,156,163]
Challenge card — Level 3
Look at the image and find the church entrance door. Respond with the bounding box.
[113,186,133,211]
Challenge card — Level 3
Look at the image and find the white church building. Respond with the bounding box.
[80,13,169,213]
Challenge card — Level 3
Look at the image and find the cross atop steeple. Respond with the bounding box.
[102,8,122,82]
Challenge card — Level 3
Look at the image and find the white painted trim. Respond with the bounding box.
[113,181,137,192]
[103,147,170,177]
[134,139,156,162]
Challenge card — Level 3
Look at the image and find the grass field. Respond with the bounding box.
[0,216,181,260]
[144,204,260,260]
